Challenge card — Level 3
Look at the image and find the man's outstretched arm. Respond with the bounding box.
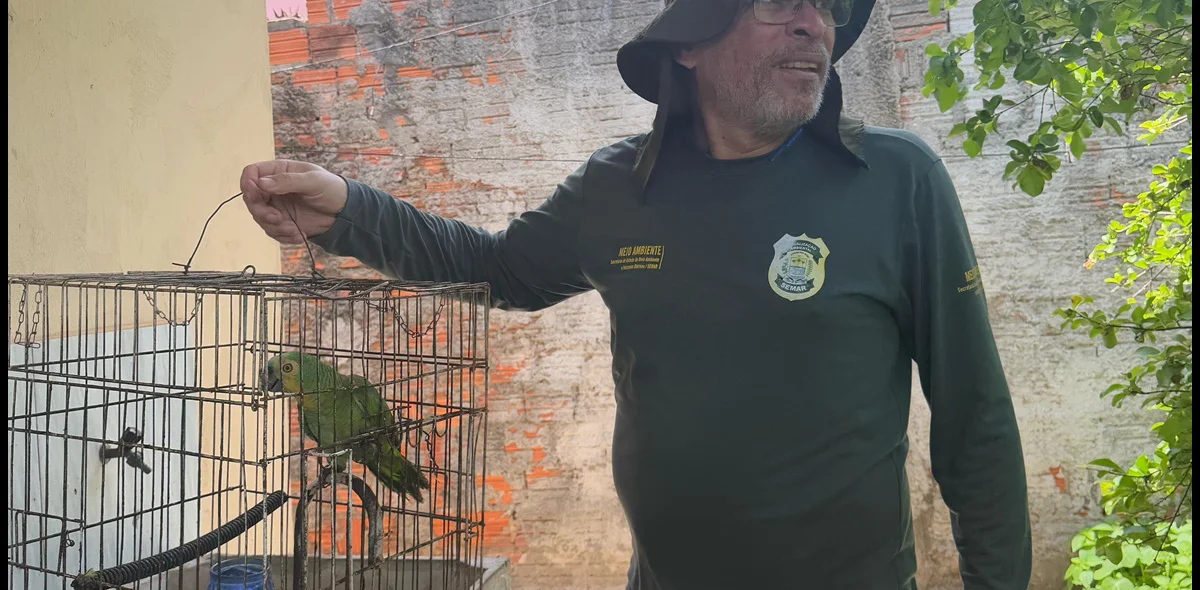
[242,159,594,311]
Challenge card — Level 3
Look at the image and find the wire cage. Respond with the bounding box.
[7,270,490,590]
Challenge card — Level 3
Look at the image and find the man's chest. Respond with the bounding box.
[576,180,909,326]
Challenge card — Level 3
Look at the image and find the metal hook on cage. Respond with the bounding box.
[57,532,76,572]
[405,422,423,449]
[430,413,450,438]
[240,265,257,278]
[424,425,441,473]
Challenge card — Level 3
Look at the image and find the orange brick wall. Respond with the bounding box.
[267,1,658,586]
[264,1,1191,588]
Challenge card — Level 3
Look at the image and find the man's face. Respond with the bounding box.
[677,1,836,137]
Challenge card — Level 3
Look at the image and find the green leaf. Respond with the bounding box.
[935,85,959,112]
[1103,327,1118,348]
[1071,533,1089,552]
[1135,346,1159,358]
[1017,166,1046,196]
[1058,43,1084,62]
[1156,0,1175,27]
[929,0,942,17]
[1029,63,1055,86]
[1089,458,1123,471]
[1069,132,1086,159]
[963,139,982,157]
[1156,365,1179,386]
[1098,13,1116,36]
[925,43,945,57]
[1080,6,1098,36]
[1007,140,1032,156]
[1104,541,1125,565]
[1055,71,1084,103]
[1134,454,1150,474]
[1119,543,1140,567]
[1014,57,1042,82]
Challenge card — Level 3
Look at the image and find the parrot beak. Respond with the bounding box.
[261,370,284,393]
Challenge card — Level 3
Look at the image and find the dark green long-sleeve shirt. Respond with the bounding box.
[310,125,1032,589]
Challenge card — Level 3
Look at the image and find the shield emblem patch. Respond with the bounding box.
[767,234,830,301]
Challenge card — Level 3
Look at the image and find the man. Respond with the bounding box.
[242,0,1033,587]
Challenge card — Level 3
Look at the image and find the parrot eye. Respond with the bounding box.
[282,362,295,373]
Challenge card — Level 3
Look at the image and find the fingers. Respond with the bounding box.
[256,170,325,197]
[254,206,304,244]
[245,204,297,242]
[263,225,305,245]
[241,160,319,200]
[245,198,284,226]
[239,160,329,245]
[246,197,310,245]
[242,161,307,225]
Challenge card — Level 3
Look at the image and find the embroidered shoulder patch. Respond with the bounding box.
[958,265,983,295]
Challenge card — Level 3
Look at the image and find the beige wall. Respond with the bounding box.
[8,0,291,571]
[8,0,280,275]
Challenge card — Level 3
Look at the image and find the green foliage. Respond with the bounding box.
[923,0,1192,585]
[923,0,1191,195]
[1064,520,1192,588]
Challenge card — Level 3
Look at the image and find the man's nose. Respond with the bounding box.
[786,2,830,38]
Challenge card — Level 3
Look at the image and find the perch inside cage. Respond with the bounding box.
[8,271,490,590]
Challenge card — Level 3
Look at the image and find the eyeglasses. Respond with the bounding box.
[751,0,854,27]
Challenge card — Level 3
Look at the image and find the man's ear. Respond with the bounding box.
[674,44,699,70]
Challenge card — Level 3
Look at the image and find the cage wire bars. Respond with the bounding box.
[7,270,490,589]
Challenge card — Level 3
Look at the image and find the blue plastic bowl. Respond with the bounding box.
[207,557,274,590]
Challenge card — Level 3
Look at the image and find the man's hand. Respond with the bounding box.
[241,160,348,244]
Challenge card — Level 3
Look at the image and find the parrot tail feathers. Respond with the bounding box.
[366,444,431,503]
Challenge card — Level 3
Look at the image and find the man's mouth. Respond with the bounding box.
[778,61,823,73]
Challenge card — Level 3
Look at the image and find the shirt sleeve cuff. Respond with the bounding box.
[308,175,365,250]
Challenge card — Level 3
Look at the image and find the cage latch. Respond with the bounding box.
[99,427,153,474]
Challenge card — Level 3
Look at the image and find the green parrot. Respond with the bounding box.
[263,351,430,503]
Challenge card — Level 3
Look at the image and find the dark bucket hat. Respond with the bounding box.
[616,0,877,190]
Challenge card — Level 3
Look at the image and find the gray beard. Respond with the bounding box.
[706,57,831,141]
[722,77,827,139]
